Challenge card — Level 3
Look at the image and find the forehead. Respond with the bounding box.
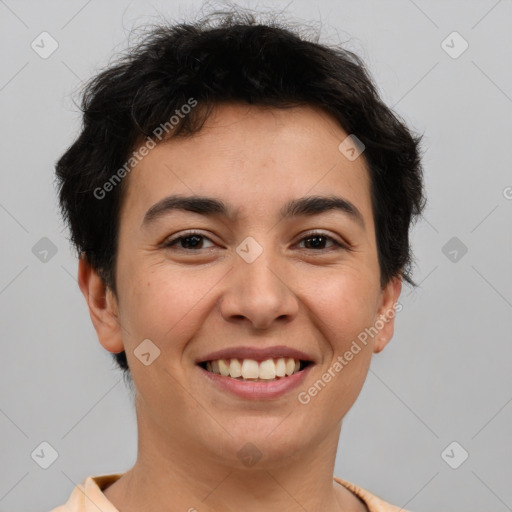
[120,103,373,228]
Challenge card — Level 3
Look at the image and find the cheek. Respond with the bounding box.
[116,262,220,356]
[302,268,379,352]
[302,277,376,422]
[309,274,378,412]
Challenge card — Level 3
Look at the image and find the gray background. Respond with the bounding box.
[1,0,511,510]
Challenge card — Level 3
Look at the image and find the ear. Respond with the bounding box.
[373,275,402,354]
[77,254,124,354]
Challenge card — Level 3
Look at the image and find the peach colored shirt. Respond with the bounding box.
[49,474,407,512]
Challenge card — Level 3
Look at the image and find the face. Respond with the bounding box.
[83,103,401,468]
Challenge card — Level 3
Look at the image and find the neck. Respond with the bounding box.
[104,398,366,511]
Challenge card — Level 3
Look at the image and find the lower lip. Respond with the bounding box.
[198,365,313,399]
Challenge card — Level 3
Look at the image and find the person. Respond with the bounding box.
[52,6,425,512]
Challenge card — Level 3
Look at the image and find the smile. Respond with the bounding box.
[199,357,312,381]
[197,357,314,399]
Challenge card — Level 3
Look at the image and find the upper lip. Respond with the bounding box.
[196,345,316,364]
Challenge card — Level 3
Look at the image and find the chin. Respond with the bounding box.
[210,420,315,468]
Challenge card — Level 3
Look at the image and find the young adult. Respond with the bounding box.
[52,9,424,512]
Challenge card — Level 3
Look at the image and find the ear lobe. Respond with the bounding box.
[77,255,124,354]
[373,276,402,354]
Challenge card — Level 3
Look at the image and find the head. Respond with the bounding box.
[56,9,424,466]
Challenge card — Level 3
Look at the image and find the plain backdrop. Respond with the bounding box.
[1,1,511,511]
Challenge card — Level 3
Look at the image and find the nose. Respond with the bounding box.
[218,249,299,330]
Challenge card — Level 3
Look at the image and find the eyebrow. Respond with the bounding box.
[142,194,365,229]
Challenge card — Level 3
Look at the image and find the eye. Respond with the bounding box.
[297,232,347,251]
[163,231,215,250]
[162,231,348,252]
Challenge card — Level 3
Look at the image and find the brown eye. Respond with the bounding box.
[164,232,215,250]
[298,233,345,250]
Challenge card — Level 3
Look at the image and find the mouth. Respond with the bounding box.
[198,357,313,382]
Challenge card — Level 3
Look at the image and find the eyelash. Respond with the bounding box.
[163,230,348,252]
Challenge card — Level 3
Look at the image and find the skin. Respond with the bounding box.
[79,103,401,511]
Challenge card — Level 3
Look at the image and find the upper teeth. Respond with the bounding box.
[205,358,301,379]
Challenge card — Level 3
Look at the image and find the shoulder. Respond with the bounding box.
[334,477,409,512]
[47,474,123,512]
